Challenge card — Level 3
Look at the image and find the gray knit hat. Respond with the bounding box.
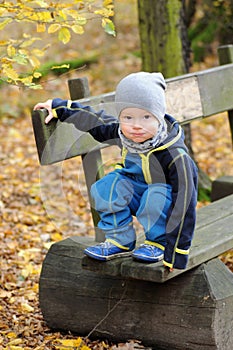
[115,72,166,123]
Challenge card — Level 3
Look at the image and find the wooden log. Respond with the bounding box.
[39,236,233,350]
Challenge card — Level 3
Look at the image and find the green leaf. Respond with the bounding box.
[13,53,28,65]
[103,20,115,36]
[58,27,71,44]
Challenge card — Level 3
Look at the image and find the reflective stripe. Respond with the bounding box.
[67,100,72,108]
[176,247,190,255]
[122,147,127,166]
[109,173,121,228]
[115,164,123,169]
[139,126,183,184]
[163,260,173,268]
[140,154,152,184]
[151,125,183,152]
[144,240,165,251]
[106,238,130,250]
[170,154,189,265]
[52,108,58,118]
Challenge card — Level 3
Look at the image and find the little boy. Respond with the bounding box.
[34,72,198,270]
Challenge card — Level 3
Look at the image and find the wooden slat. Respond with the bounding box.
[195,193,233,229]
[82,194,233,283]
[197,64,233,117]
[78,64,233,122]
[32,109,104,165]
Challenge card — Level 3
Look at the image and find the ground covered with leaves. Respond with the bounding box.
[1,1,233,349]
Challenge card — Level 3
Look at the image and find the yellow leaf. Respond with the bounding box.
[7,332,17,339]
[0,40,8,46]
[75,17,87,26]
[6,338,22,346]
[21,262,34,278]
[58,27,71,44]
[0,18,12,30]
[21,39,35,48]
[94,9,107,16]
[51,64,70,70]
[34,0,49,7]
[58,10,67,20]
[32,48,45,57]
[0,8,7,16]
[37,23,46,33]
[21,76,33,85]
[29,55,41,68]
[21,302,34,313]
[103,0,114,7]
[7,45,16,58]
[95,8,114,17]
[51,232,63,241]
[54,337,86,349]
[19,50,31,60]
[81,346,92,350]
[33,71,42,78]
[71,24,84,34]
[43,241,54,250]
[48,23,60,34]
[3,66,19,80]
[34,11,51,22]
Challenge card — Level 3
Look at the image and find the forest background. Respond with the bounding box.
[1,0,233,349]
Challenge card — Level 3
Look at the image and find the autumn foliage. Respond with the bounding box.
[0,0,114,88]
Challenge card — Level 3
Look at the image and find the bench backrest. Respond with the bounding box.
[32,60,233,165]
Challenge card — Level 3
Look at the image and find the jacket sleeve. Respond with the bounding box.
[51,98,120,143]
[163,148,198,269]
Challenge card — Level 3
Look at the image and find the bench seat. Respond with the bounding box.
[82,194,233,282]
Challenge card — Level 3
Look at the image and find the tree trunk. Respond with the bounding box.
[137,0,211,193]
[137,0,190,77]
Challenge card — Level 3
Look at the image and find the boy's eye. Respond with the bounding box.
[144,114,151,120]
[122,115,132,121]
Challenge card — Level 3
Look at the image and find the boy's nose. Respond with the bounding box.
[132,119,143,128]
[132,122,143,129]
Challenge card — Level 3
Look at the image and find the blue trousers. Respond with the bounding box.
[90,171,172,249]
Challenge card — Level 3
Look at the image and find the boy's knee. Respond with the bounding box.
[90,173,134,212]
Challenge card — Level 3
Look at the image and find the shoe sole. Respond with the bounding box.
[84,250,133,261]
[132,253,163,263]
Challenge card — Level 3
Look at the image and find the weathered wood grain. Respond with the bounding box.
[39,239,233,350]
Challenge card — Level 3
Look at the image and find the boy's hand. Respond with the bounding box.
[33,99,54,124]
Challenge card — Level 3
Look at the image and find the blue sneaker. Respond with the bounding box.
[132,244,164,263]
[84,241,133,261]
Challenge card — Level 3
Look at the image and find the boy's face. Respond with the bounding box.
[119,107,159,143]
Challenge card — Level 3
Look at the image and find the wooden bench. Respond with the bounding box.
[32,45,233,350]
